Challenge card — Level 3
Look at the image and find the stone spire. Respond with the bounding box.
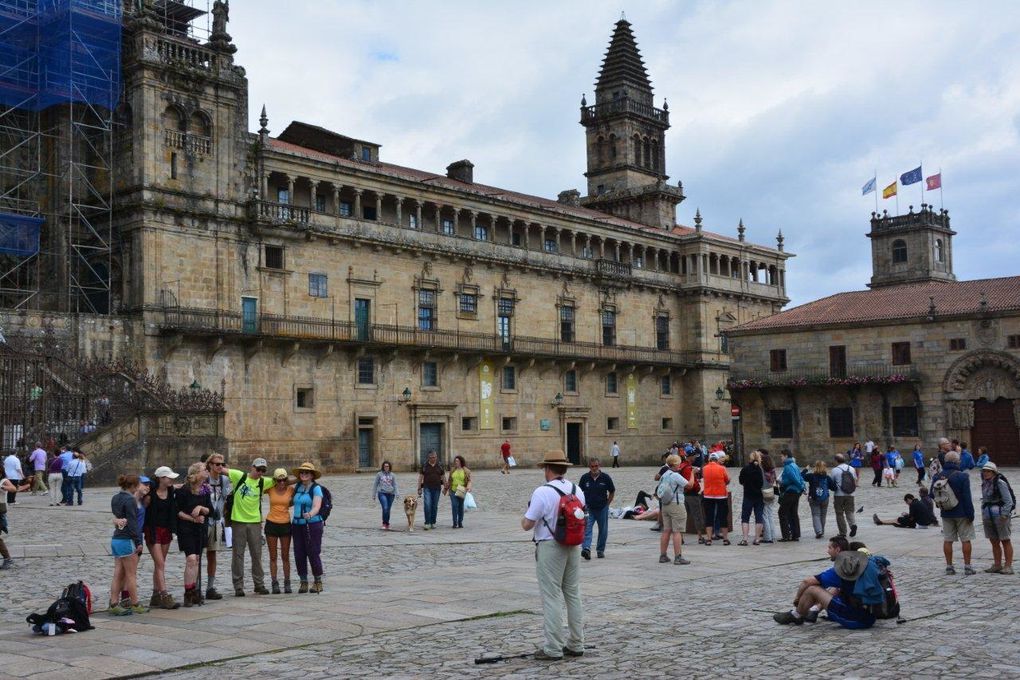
[776,229,784,252]
[737,218,745,242]
[258,105,269,142]
[694,209,702,233]
[595,18,653,103]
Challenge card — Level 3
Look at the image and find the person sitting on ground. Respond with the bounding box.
[873,494,938,529]
[773,535,876,629]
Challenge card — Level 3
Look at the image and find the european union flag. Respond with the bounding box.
[900,166,922,186]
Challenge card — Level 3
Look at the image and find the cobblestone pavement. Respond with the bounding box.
[1,464,1018,678]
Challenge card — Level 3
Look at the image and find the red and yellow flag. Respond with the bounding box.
[882,181,897,199]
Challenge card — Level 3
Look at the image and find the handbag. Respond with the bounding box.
[761,482,775,503]
[455,485,466,499]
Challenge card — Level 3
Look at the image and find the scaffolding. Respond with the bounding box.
[0,0,121,312]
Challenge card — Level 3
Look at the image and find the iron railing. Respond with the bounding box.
[727,364,922,390]
[159,306,717,368]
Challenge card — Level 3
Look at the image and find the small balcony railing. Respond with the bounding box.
[164,129,212,155]
[594,258,632,279]
[156,39,214,70]
[159,306,714,368]
[727,364,921,390]
[255,200,310,224]
[581,98,669,124]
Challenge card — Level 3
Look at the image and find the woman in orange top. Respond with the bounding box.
[265,468,295,594]
[701,453,731,545]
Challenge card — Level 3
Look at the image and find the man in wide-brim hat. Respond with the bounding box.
[521,451,586,660]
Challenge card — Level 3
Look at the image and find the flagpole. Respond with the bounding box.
[920,160,924,206]
[939,167,944,211]
[874,169,878,213]
[895,184,899,215]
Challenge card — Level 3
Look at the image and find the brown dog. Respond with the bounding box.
[403,495,419,532]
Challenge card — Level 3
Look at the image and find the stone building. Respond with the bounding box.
[1,4,790,471]
[726,206,1020,465]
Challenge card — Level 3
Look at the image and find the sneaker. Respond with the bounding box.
[533,650,563,661]
[985,565,1003,574]
[205,588,223,600]
[963,565,976,576]
[130,604,149,615]
[108,604,131,616]
[596,551,605,559]
[849,525,858,537]
[581,549,591,560]
[1000,566,1014,575]
[873,513,882,526]
[945,565,956,575]
[773,611,803,625]
[650,525,662,532]
[423,524,431,531]
[804,609,819,623]
[659,554,670,563]
[674,555,690,565]
[562,647,584,657]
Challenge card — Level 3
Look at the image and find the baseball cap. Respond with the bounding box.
[982,462,999,473]
[251,457,268,469]
[273,468,288,480]
[139,476,151,485]
[153,466,179,479]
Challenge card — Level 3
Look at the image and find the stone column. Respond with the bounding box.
[598,237,605,259]
[353,188,362,217]
[375,194,383,220]
[571,232,578,256]
[470,210,479,239]
[436,204,443,232]
[415,201,423,230]
[310,181,318,211]
[332,185,340,215]
[395,197,403,226]
[285,175,294,203]
[614,241,621,262]
[523,223,530,250]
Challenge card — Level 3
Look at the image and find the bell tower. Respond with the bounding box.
[579,18,683,229]
[867,205,956,288]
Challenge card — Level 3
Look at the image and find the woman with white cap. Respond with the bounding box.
[291,462,325,593]
[265,468,294,593]
[144,465,181,609]
[980,462,1014,575]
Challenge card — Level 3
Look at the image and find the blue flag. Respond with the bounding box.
[861,177,876,195]
[900,166,922,185]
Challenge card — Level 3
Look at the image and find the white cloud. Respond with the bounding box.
[226,0,1020,305]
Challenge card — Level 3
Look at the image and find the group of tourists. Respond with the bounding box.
[106,454,328,615]
[410,451,474,530]
[3,443,91,507]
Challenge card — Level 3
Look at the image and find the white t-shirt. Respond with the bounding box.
[865,440,875,453]
[611,444,621,457]
[524,477,586,543]
[3,454,23,480]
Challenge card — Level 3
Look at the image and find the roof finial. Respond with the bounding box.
[694,208,703,233]
[620,10,626,21]
[258,105,269,140]
[737,218,746,242]
[580,93,587,107]
[776,229,784,252]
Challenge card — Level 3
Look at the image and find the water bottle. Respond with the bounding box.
[44,622,56,636]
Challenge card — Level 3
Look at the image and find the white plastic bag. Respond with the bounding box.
[507,456,517,468]
[464,492,477,510]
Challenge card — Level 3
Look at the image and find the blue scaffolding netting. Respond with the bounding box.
[0,0,122,111]
[0,212,43,256]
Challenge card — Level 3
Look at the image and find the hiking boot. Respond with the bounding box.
[658,554,670,563]
[804,609,819,623]
[183,589,195,608]
[873,513,881,526]
[160,592,181,610]
[298,581,309,594]
[234,588,246,597]
[284,580,292,594]
[849,525,858,537]
[773,611,803,625]
[963,565,976,576]
[533,650,563,661]
[108,603,131,616]
[253,585,270,595]
[149,592,161,607]
[597,551,605,559]
[945,565,956,575]
[674,555,691,565]
[0,558,13,570]
[581,549,591,560]
[130,603,149,615]
[985,565,1003,574]
[205,588,223,600]
[1000,566,1014,575]
[562,647,584,657]
[311,578,323,594]
[271,580,281,594]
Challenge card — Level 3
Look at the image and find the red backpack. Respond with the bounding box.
[543,482,587,546]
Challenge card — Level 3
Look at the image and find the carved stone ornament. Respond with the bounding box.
[974,318,997,348]
[945,400,974,430]
[463,264,473,283]
[943,350,1020,396]
[422,261,433,278]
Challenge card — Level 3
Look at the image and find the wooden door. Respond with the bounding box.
[971,398,1019,466]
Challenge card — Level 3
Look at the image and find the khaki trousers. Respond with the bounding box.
[32,471,47,493]
[535,540,584,657]
[231,521,265,591]
[834,495,856,536]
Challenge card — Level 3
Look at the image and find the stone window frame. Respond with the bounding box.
[769,409,794,439]
[421,361,440,390]
[356,356,376,388]
[605,371,619,397]
[659,374,672,398]
[308,272,328,298]
[891,341,911,366]
[263,244,285,271]
[891,239,908,264]
[461,416,478,432]
[949,337,966,351]
[606,416,621,432]
[557,294,577,343]
[456,283,481,320]
[294,385,315,412]
[417,288,437,331]
[501,365,517,393]
[564,369,578,395]
[441,218,455,235]
[501,415,518,433]
[661,417,673,431]
[601,305,617,347]
[827,407,854,438]
[654,312,670,351]
[1008,334,1020,349]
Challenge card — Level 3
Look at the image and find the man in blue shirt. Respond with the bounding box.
[912,444,925,485]
[959,443,975,471]
[578,459,615,560]
[773,535,875,628]
[930,450,976,575]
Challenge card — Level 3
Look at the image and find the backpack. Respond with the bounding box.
[932,474,959,511]
[63,580,93,615]
[868,563,901,620]
[223,472,264,527]
[838,465,857,494]
[308,481,334,523]
[26,581,94,635]
[655,473,682,506]
[991,473,1016,511]
[542,482,586,546]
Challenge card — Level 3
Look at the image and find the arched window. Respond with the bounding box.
[651,142,659,172]
[596,136,604,164]
[934,239,944,263]
[633,134,641,165]
[892,239,907,264]
[162,105,186,132]
[643,138,651,168]
[190,110,212,138]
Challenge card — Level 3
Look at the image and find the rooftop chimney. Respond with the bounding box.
[557,189,581,206]
[446,159,474,184]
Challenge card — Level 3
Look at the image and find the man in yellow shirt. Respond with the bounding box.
[226,457,271,596]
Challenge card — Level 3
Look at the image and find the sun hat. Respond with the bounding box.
[833,550,869,581]
[982,462,999,473]
[537,450,572,467]
[251,457,268,469]
[292,461,321,479]
[272,468,288,481]
[153,466,179,479]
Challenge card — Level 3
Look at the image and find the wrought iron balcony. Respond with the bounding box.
[727,364,922,390]
[581,98,669,125]
[159,306,716,369]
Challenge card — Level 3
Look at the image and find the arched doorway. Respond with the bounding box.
[972,398,1020,466]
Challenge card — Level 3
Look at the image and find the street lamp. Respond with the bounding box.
[189,380,202,393]
[551,392,564,407]
[398,387,412,404]
[715,386,727,401]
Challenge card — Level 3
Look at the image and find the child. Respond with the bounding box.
[882,465,896,487]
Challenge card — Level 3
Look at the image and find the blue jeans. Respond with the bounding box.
[378,492,394,526]
[61,470,71,504]
[450,494,465,527]
[422,487,440,526]
[583,505,609,553]
[70,475,84,504]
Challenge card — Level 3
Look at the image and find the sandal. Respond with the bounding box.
[704,540,712,546]
[752,539,761,545]
[723,539,731,546]
[737,539,748,546]
[698,537,706,545]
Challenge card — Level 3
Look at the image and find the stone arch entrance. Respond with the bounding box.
[943,351,1020,465]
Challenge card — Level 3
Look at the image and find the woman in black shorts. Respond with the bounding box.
[176,462,211,607]
[265,468,295,594]
[145,466,180,609]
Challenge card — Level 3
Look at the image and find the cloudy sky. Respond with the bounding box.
[223,1,1020,307]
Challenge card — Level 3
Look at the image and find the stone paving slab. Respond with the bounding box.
[0,466,1016,677]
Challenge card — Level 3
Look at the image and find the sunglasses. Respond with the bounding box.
[255,467,267,472]
[210,462,224,466]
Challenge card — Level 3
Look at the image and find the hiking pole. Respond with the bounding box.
[896,610,948,624]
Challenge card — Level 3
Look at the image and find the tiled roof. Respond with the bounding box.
[729,276,1020,333]
[263,136,756,248]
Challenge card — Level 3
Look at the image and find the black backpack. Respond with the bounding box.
[309,481,333,523]
[27,581,94,634]
[838,465,857,494]
[868,564,901,620]
[993,473,1016,511]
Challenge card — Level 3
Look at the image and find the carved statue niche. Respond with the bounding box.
[945,400,975,430]
[963,366,1020,403]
